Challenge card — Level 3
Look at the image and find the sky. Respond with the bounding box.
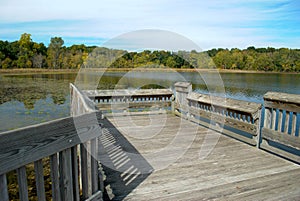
[0,0,299,50]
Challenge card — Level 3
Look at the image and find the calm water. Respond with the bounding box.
[0,72,299,132]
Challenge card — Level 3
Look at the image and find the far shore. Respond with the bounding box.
[0,68,299,75]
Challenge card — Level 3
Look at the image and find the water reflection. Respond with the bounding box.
[0,73,76,131]
[98,72,299,103]
[0,71,299,132]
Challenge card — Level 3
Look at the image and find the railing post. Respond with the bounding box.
[171,95,175,114]
[0,174,9,201]
[256,108,262,148]
[174,82,192,116]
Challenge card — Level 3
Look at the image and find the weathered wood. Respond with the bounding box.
[278,110,283,132]
[264,107,272,129]
[101,114,300,200]
[91,139,98,194]
[262,127,300,150]
[177,111,256,145]
[255,109,262,148]
[262,91,299,161]
[97,101,171,110]
[81,143,89,199]
[260,140,300,164]
[103,110,168,117]
[284,111,290,133]
[291,112,297,136]
[85,89,173,100]
[60,148,74,201]
[187,105,258,135]
[0,112,102,175]
[50,153,61,201]
[175,82,192,107]
[98,166,105,193]
[271,108,277,130]
[86,142,92,197]
[0,174,9,201]
[187,92,261,118]
[17,166,29,201]
[264,92,300,113]
[34,159,46,201]
[85,190,103,201]
[71,146,80,201]
[70,83,96,116]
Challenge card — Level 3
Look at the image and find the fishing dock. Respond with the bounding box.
[0,82,299,200]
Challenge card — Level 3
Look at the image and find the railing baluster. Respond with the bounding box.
[284,111,290,134]
[17,166,29,201]
[0,174,9,201]
[91,138,99,194]
[60,148,74,201]
[271,108,277,130]
[80,143,89,199]
[291,112,297,136]
[71,146,80,201]
[34,159,46,201]
[277,110,283,132]
[50,153,60,201]
[264,107,271,129]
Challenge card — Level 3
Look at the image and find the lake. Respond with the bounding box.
[0,71,299,132]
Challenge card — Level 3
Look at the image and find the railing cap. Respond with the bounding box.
[84,89,173,98]
[187,92,262,116]
[174,82,191,88]
[264,92,300,106]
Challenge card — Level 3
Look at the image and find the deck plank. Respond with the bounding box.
[99,114,300,200]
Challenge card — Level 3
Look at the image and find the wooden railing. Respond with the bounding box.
[174,82,262,146]
[84,88,174,116]
[0,82,299,201]
[261,92,300,163]
[0,84,103,201]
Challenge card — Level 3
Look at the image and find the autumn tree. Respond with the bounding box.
[17,33,33,68]
[47,37,64,68]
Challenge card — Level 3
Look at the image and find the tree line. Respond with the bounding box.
[0,33,299,72]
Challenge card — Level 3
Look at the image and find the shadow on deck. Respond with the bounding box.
[98,118,154,200]
[98,114,300,201]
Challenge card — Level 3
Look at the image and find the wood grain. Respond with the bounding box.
[0,174,8,201]
[34,159,46,201]
[0,112,102,175]
[101,114,300,200]
[17,166,28,201]
[262,127,300,150]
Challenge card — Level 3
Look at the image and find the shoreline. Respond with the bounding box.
[0,68,299,75]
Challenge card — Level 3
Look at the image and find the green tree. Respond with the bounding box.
[17,33,34,68]
[47,37,64,68]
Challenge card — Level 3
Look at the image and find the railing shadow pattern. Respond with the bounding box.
[98,118,153,201]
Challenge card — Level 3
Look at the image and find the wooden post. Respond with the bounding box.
[174,82,192,115]
[0,174,9,201]
[171,95,175,114]
[256,108,262,148]
[264,107,272,129]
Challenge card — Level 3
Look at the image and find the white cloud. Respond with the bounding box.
[0,0,299,49]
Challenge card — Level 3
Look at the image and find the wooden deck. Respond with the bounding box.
[98,114,300,200]
[1,83,298,201]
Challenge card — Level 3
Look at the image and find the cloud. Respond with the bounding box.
[0,0,299,50]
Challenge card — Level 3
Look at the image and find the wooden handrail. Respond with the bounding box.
[0,112,102,175]
[174,82,262,146]
[261,92,300,163]
[0,84,103,201]
[0,82,299,200]
[187,92,261,118]
[0,111,103,201]
[85,88,174,115]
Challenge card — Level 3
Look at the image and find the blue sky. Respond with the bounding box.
[0,0,299,50]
